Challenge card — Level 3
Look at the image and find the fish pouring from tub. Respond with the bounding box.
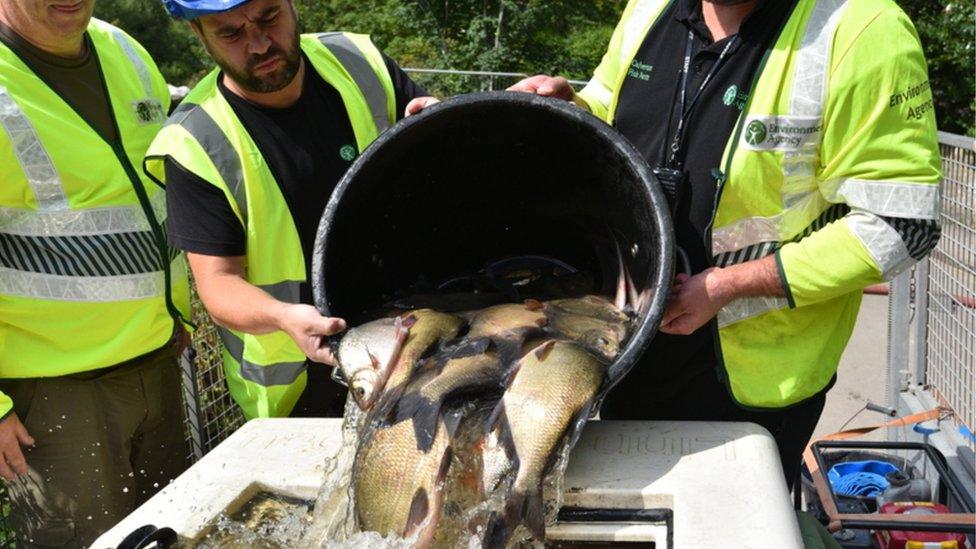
[324,251,643,548]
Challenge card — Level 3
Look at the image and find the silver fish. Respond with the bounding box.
[334,315,410,411]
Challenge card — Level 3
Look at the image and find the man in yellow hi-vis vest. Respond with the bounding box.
[145,0,435,419]
[0,0,192,545]
[511,0,941,490]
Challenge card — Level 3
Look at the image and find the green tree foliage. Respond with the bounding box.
[94,0,972,136]
[899,1,974,136]
[93,0,212,86]
[295,0,625,95]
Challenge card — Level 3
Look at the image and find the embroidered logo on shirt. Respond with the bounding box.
[722,85,748,110]
[340,144,357,161]
[627,60,653,81]
[131,99,166,126]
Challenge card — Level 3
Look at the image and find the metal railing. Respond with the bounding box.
[891,132,976,451]
[402,68,588,95]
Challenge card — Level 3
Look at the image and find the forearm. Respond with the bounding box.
[708,254,785,302]
[194,271,291,335]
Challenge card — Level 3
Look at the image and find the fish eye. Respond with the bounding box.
[598,337,610,346]
[355,387,366,397]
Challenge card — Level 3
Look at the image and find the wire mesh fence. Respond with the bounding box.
[923,133,976,451]
[182,286,247,460]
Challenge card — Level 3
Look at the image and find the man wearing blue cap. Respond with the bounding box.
[145,0,434,419]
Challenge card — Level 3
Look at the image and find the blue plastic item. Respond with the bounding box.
[828,460,900,497]
[161,0,250,20]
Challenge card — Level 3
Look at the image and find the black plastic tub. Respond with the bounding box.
[312,91,673,389]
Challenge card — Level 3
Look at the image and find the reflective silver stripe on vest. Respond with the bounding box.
[0,191,165,237]
[317,33,390,133]
[217,327,307,387]
[714,0,849,257]
[105,25,154,98]
[621,0,670,57]
[0,266,165,301]
[0,85,68,211]
[845,210,913,280]
[174,105,248,219]
[823,178,940,220]
[259,281,302,304]
[718,295,790,328]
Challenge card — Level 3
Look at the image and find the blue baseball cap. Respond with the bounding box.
[161,0,253,20]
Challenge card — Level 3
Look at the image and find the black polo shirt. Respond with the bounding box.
[607,0,799,403]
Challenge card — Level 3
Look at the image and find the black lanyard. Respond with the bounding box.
[665,30,739,168]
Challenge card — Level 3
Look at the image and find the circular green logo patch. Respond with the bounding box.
[723,85,738,107]
[339,145,357,161]
[745,120,768,146]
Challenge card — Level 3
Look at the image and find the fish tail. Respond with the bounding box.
[485,483,546,546]
[483,513,511,548]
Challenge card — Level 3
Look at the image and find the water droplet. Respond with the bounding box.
[153,482,159,488]
[122,487,129,493]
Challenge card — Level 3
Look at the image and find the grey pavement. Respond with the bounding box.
[814,294,890,441]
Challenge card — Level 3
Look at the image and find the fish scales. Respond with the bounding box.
[354,419,452,546]
[464,303,547,340]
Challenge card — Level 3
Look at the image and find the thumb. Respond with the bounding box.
[15,422,34,447]
[313,317,346,336]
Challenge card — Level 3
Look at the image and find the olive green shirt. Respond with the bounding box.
[0,19,117,142]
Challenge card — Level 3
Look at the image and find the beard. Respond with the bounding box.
[209,27,302,94]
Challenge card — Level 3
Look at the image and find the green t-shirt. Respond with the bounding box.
[0,20,117,142]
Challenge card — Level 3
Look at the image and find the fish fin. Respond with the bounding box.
[612,235,627,311]
[510,485,547,541]
[400,313,418,330]
[436,445,454,487]
[485,400,505,434]
[523,298,544,312]
[533,340,557,361]
[370,381,406,425]
[486,403,519,463]
[395,393,440,453]
[625,265,639,313]
[483,513,511,549]
[450,337,491,359]
[491,336,523,367]
[403,487,430,538]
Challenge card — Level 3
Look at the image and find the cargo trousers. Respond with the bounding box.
[0,341,190,548]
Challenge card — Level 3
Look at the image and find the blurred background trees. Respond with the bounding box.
[94,0,973,136]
